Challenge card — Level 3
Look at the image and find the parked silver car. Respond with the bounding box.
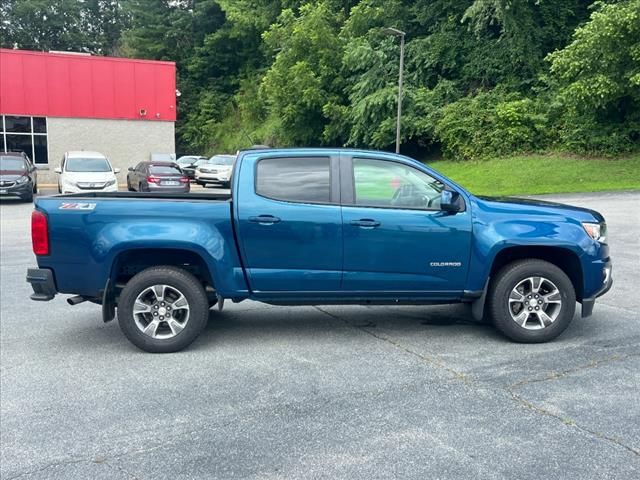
[127,162,190,193]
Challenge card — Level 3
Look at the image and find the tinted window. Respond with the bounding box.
[150,164,181,175]
[5,116,31,133]
[66,157,111,172]
[256,157,331,203]
[0,156,27,171]
[353,158,444,209]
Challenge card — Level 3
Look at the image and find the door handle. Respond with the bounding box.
[249,215,281,225]
[350,219,381,228]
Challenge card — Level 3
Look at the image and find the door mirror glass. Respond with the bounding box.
[114,167,121,174]
[128,167,134,172]
[54,167,62,174]
[440,190,461,213]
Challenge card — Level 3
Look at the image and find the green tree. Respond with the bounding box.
[547,0,640,153]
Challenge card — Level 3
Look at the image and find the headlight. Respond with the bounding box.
[582,222,607,243]
[15,176,29,184]
[105,179,116,187]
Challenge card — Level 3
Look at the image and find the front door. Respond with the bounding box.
[341,155,472,295]
[236,153,343,294]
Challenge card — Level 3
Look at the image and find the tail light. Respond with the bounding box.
[32,210,49,256]
[180,176,189,183]
[147,176,161,184]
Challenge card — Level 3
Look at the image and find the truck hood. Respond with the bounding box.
[476,195,604,223]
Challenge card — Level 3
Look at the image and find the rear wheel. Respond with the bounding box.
[118,266,209,353]
[127,179,134,191]
[138,182,144,192]
[488,259,576,343]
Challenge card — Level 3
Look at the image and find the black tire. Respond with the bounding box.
[138,182,144,192]
[58,184,62,194]
[196,180,206,187]
[23,191,34,202]
[127,179,134,191]
[33,183,38,194]
[118,266,209,353]
[488,259,576,343]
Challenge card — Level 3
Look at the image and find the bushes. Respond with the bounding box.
[435,91,549,160]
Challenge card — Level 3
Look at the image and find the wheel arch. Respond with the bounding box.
[489,246,584,301]
[110,247,216,302]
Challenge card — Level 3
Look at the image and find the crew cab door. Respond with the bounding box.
[235,152,343,293]
[340,154,472,295]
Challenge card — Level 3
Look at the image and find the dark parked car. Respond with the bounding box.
[126,162,190,193]
[0,152,38,202]
[177,156,208,180]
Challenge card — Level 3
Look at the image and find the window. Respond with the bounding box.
[353,158,444,210]
[65,157,111,172]
[149,164,181,175]
[208,155,235,166]
[1,115,48,164]
[256,157,331,204]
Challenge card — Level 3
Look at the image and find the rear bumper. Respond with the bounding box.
[26,268,57,301]
[581,260,613,317]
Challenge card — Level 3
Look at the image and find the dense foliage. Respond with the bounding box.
[2,0,639,158]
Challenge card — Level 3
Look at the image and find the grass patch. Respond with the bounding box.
[427,154,640,196]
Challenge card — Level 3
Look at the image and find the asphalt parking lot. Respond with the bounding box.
[1,190,639,479]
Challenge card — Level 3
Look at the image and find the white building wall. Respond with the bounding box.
[39,117,175,184]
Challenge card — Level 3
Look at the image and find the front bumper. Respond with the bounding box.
[581,260,613,317]
[61,183,118,194]
[195,171,231,183]
[26,268,57,301]
[0,180,33,198]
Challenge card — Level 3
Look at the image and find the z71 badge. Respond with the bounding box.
[59,202,96,210]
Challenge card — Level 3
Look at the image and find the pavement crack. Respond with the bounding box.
[508,390,640,457]
[313,306,471,383]
[5,458,94,480]
[508,353,640,389]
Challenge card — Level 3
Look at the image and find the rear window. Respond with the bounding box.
[0,156,26,171]
[66,157,111,172]
[256,157,331,203]
[150,164,181,175]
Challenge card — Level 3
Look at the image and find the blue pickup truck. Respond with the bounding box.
[27,148,612,352]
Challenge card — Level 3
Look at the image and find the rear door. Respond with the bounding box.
[235,152,343,294]
[340,153,472,295]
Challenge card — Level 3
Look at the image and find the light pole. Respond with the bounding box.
[383,27,405,154]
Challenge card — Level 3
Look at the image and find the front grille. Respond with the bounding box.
[77,182,106,189]
[200,168,217,174]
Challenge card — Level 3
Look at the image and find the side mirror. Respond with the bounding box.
[440,190,461,213]
[128,167,134,172]
[54,167,62,174]
[114,168,121,174]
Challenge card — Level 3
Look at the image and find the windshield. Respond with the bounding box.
[177,156,197,165]
[0,156,26,171]
[150,164,181,175]
[208,155,235,166]
[66,157,112,172]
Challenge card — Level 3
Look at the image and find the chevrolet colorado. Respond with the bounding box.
[27,149,612,352]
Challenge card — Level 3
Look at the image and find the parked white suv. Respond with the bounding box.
[55,151,120,194]
[195,154,236,187]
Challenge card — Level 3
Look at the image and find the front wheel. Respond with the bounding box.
[488,259,576,343]
[118,266,209,353]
